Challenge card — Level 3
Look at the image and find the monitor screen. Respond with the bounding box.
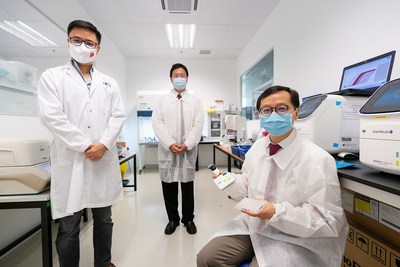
[359,78,400,114]
[339,51,395,92]
[298,94,327,119]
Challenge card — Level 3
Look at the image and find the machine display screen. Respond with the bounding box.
[298,94,327,119]
[359,79,400,114]
[339,51,395,93]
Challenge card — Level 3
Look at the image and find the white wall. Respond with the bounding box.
[237,0,400,100]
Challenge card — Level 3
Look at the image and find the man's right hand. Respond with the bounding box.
[169,144,181,154]
[170,143,187,154]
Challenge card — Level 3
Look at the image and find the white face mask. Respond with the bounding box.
[69,44,97,64]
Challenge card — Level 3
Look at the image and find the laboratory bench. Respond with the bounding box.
[337,159,400,209]
[138,140,220,173]
[120,153,137,191]
[212,144,244,172]
[0,192,52,267]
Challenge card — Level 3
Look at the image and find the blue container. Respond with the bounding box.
[231,145,240,157]
[238,145,251,159]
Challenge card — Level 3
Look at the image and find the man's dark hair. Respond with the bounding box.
[256,85,300,110]
[170,63,189,77]
[67,20,102,44]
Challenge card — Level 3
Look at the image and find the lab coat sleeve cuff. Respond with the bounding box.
[98,139,113,151]
[269,202,286,222]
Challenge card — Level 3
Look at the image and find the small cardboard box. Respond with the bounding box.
[343,219,400,267]
[341,188,400,249]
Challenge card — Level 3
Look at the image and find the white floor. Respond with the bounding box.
[0,166,240,267]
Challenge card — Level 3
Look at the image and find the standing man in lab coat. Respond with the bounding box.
[152,63,204,235]
[37,20,126,267]
[197,86,348,267]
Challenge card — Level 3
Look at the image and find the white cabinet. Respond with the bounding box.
[0,79,37,117]
[208,111,225,138]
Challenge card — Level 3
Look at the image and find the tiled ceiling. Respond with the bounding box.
[0,0,279,59]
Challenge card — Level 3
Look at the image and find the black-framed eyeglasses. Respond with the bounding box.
[69,36,98,49]
[172,73,187,79]
[259,105,295,116]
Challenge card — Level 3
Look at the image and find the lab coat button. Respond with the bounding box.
[88,126,91,128]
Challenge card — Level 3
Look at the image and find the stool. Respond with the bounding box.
[238,259,251,267]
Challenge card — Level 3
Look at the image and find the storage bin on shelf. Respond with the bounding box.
[0,61,37,86]
[238,145,251,159]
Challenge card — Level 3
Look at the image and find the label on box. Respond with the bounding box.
[379,202,400,234]
[343,222,400,267]
[341,189,354,213]
[354,194,379,221]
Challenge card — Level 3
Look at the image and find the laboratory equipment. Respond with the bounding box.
[330,50,395,96]
[359,78,400,175]
[225,115,247,143]
[208,111,226,140]
[294,94,368,154]
[246,119,262,142]
[0,139,51,195]
[207,164,235,189]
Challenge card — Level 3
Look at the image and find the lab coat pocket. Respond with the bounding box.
[183,148,197,169]
[159,149,173,169]
[280,178,300,203]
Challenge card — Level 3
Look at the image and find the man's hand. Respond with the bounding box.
[169,143,187,154]
[84,143,108,161]
[241,201,276,220]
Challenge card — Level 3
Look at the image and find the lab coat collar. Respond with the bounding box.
[169,89,187,103]
[64,61,87,90]
[89,68,102,95]
[64,60,100,95]
[266,128,301,170]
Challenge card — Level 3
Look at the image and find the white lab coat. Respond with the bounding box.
[217,129,348,267]
[37,61,127,219]
[152,89,204,182]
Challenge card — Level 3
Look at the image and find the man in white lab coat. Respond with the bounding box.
[37,20,126,267]
[152,63,204,235]
[197,86,348,267]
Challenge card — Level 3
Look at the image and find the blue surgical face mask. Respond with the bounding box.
[172,78,187,90]
[260,112,293,136]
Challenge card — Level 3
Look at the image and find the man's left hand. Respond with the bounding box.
[241,201,276,220]
[84,143,108,161]
[174,144,187,154]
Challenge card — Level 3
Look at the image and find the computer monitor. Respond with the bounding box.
[338,50,395,95]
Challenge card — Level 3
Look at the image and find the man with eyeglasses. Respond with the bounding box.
[152,63,204,235]
[197,86,348,267]
[37,20,126,267]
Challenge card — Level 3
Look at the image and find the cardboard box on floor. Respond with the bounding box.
[341,188,400,249]
[343,219,400,267]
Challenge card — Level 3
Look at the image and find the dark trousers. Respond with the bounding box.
[161,181,194,223]
[55,206,113,267]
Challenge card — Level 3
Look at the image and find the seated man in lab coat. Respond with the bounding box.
[37,20,126,267]
[197,86,348,267]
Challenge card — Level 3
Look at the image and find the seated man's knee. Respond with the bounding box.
[197,243,219,267]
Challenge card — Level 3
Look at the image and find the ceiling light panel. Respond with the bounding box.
[165,23,196,49]
[0,20,58,47]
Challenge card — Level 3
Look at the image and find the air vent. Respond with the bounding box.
[161,0,198,13]
[199,50,211,55]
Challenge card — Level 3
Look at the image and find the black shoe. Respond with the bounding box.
[184,221,197,234]
[164,221,179,235]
